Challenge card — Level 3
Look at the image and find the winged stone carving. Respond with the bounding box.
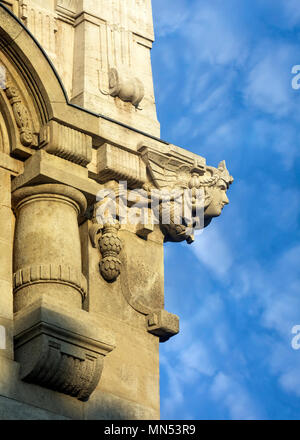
[138,144,233,244]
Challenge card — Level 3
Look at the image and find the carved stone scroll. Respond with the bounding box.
[4,78,34,147]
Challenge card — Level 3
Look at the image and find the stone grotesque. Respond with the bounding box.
[201,160,234,219]
[138,145,234,244]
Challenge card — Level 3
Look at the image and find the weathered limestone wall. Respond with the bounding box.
[6,0,159,137]
[0,167,14,361]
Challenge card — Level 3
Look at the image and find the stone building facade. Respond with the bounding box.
[0,0,233,419]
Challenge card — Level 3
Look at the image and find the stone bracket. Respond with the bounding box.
[147,310,179,343]
[39,121,93,167]
[94,143,147,188]
[14,300,115,401]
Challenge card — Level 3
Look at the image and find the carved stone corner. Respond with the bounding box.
[147,310,179,343]
[14,301,115,401]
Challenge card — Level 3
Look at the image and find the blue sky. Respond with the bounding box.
[151,0,300,420]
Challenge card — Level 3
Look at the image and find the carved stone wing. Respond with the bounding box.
[139,144,206,190]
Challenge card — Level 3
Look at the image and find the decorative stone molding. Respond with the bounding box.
[13,264,87,302]
[39,121,93,167]
[14,300,115,401]
[96,143,147,187]
[15,323,104,401]
[147,310,179,343]
[4,77,35,147]
[108,68,145,108]
[12,183,87,215]
[56,0,77,24]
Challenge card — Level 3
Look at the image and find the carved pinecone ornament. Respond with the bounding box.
[99,224,122,282]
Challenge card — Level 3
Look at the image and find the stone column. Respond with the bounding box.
[11,183,114,402]
[12,184,87,312]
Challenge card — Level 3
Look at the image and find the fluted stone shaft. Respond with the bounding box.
[12,184,87,312]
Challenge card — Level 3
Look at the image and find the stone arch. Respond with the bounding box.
[0,3,97,165]
[0,4,67,117]
[0,4,89,159]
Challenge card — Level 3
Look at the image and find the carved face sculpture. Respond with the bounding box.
[203,161,233,218]
[204,179,230,217]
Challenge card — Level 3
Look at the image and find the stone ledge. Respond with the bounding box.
[0,152,24,176]
[147,310,179,342]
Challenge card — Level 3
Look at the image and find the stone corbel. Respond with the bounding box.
[93,143,147,188]
[138,144,234,243]
[39,120,92,167]
[14,299,115,401]
[147,310,179,343]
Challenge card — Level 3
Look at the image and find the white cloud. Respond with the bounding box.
[152,0,190,37]
[211,372,263,419]
[192,225,233,278]
[244,42,296,117]
[154,0,300,420]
